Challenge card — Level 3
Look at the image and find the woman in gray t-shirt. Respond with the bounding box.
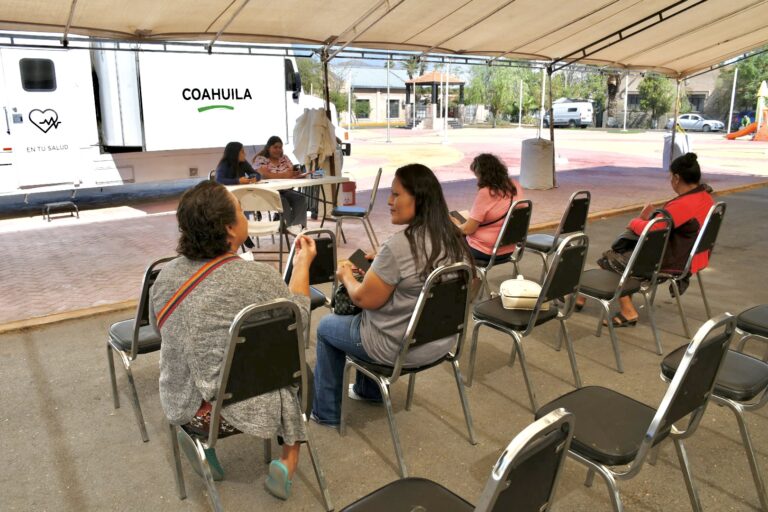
[311,164,475,427]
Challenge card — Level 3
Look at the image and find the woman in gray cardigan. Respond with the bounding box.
[151,180,316,500]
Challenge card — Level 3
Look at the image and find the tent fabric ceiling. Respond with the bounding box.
[0,0,767,77]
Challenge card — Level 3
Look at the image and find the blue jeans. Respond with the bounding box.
[312,313,382,426]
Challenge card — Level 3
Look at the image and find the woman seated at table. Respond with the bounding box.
[215,141,261,185]
[253,135,308,229]
[576,152,714,327]
[451,153,524,263]
[151,180,316,500]
[311,163,475,427]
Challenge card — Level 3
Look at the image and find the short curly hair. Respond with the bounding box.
[176,181,237,259]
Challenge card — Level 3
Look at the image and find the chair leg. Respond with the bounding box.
[601,302,624,374]
[168,423,187,500]
[303,415,334,511]
[360,218,377,252]
[107,343,120,409]
[405,374,416,411]
[648,444,661,466]
[592,462,625,512]
[451,360,477,445]
[477,268,489,301]
[263,437,272,464]
[596,307,605,337]
[673,437,703,512]
[671,279,692,339]
[117,350,149,442]
[560,319,582,388]
[512,332,539,412]
[278,224,284,273]
[584,468,595,487]
[722,399,768,511]
[335,218,343,246]
[339,362,353,436]
[194,438,224,512]
[697,272,712,320]
[537,251,549,285]
[465,322,482,387]
[365,217,379,248]
[643,289,664,355]
[380,381,408,478]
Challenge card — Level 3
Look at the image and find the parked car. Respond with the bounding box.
[665,114,724,132]
[543,99,593,128]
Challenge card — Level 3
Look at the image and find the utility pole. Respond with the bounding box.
[726,67,739,134]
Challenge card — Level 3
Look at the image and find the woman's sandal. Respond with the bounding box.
[574,302,585,312]
[603,312,638,328]
[265,459,293,500]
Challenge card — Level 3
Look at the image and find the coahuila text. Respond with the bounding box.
[182,88,252,101]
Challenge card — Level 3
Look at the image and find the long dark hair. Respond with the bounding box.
[176,181,236,259]
[670,152,701,184]
[395,164,475,280]
[219,141,243,171]
[257,135,283,158]
[471,153,517,198]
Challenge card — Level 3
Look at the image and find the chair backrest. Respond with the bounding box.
[610,217,672,300]
[474,409,574,512]
[488,199,533,266]
[683,201,726,273]
[365,167,384,216]
[389,262,473,380]
[282,228,337,288]
[132,256,175,359]
[231,186,283,213]
[636,313,735,469]
[553,190,590,242]
[208,299,306,448]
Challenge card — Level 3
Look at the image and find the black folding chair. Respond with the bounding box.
[526,190,590,282]
[537,313,736,512]
[333,167,383,251]
[339,408,574,512]
[282,228,337,347]
[168,299,332,511]
[736,304,768,361]
[340,262,476,478]
[658,201,726,338]
[475,199,533,299]
[467,233,589,410]
[107,255,174,442]
[578,215,672,373]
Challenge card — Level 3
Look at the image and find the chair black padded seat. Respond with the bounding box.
[333,206,367,217]
[473,297,558,330]
[109,320,161,353]
[737,305,768,338]
[526,233,556,252]
[579,268,643,300]
[310,286,327,310]
[348,354,448,377]
[536,386,662,466]
[662,346,768,402]
[340,477,472,512]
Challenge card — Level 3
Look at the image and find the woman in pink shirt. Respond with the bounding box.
[252,135,308,229]
[452,153,523,262]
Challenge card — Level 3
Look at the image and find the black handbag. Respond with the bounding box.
[331,272,364,315]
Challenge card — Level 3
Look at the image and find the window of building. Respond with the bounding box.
[355,99,370,119]
[627,93,640,110]
[388,99,399,118]
[688,93,706,112]
[19,58,56,91]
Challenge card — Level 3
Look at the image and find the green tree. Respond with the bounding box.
[638,74,675,127]
[297,57,350,113]
[466,66,544,126]
[706,48,768,119]
[401,56,427,79]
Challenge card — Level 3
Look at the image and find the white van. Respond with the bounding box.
[543,99,593,128]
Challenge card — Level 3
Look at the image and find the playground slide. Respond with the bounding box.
[727,122,757,140]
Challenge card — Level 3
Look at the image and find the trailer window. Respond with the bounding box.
[19,58,57,91]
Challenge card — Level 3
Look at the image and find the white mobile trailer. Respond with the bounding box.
[0,43,309,196]
[543,99,593,128]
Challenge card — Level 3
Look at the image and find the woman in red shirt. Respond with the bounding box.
[580,152,714,327]
[451,153,523,262]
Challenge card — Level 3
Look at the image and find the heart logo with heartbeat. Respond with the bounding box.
[29,109,61,133]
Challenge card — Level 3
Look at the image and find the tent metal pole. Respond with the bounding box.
[548,65,556,187]
[321,50,337,177]
[622,72,629,131]
[669,78,681,165]
[206,0,252,53]
[386,58,391,143]
[539,68,546,135]
[518,79,523,129]
[726,67,739,134]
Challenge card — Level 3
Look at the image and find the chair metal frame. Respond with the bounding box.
[334,167,382,251]
[231,186,290,272]
[657,201,727,338]
[168,299,333,511]
[339,262,476,478]
[526,190,590,282]
[573,313,736,512]
[338,408,574,512]
[476,199,533,299]
[107,255,174,442]
[579,216,672,373]
[282,228,338,347]
[466,233,589,410]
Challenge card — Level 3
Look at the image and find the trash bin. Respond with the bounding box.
[342,181,356,206]
[520,138,554,190]
[663,132,691,171]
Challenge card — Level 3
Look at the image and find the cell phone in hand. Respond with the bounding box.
[450,210,467,223]
[348,248,372,271]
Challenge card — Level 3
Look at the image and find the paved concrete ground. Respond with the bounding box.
[2,187,768,511]
[0,127,765,328]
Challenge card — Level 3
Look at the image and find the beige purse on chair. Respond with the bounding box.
[499,275,550,311]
